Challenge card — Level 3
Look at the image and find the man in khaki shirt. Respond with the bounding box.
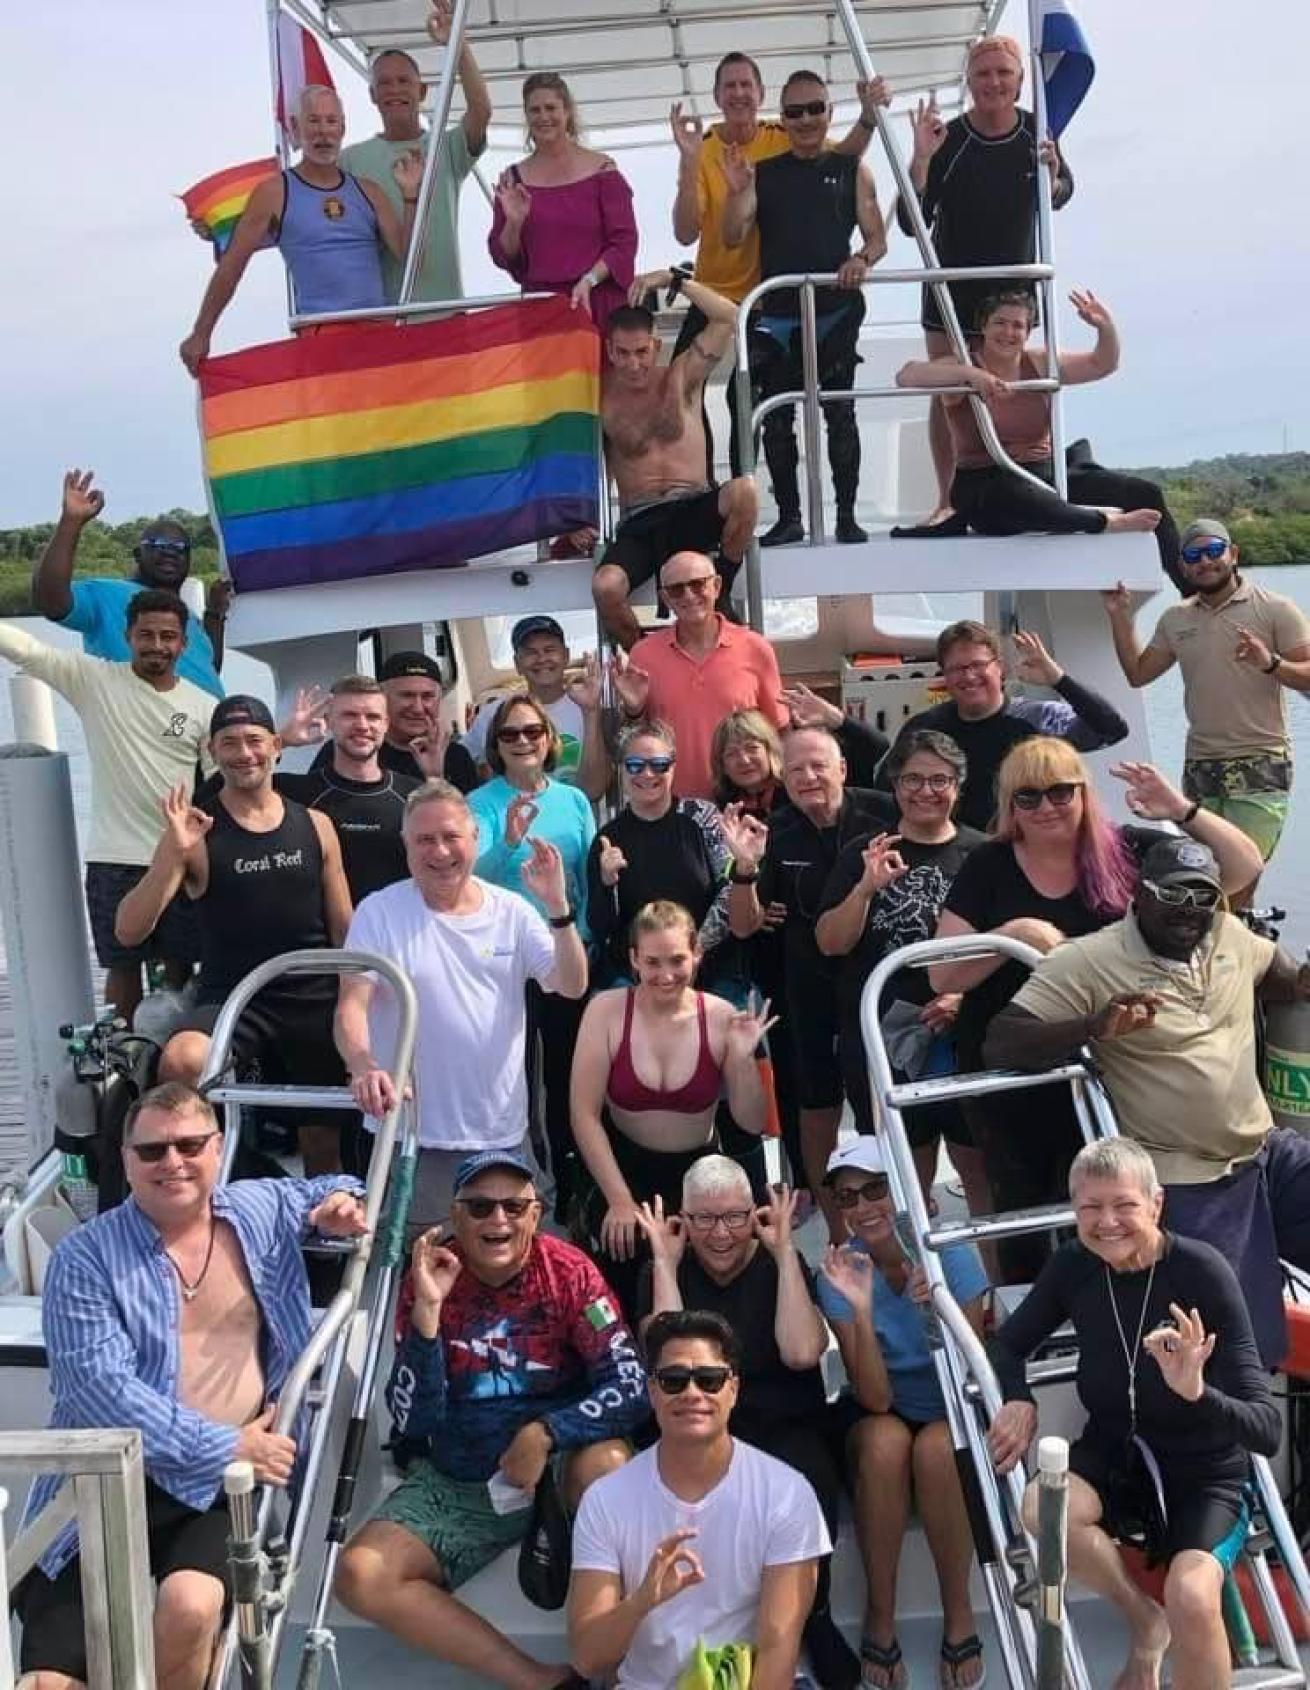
[1103,516,1310,867]
[985,836,1310,1364]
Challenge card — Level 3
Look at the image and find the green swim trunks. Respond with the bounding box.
[1197,791,1289,863]
[1183,754,1291,863]
[375,1460,532,1589]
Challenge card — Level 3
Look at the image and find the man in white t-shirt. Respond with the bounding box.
[570,1309,828,1690]
[0,589,214,1021]
[335,777,588,1231]
[462,616,609,801]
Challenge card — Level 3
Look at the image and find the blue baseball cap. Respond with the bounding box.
[451,1149,538,1195]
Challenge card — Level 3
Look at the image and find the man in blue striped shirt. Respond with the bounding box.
[16,1082,365,1690]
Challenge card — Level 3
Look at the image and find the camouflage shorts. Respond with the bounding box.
[1184,756,1290,862]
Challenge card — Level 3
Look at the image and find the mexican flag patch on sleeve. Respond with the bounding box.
[584,1296,618,1330]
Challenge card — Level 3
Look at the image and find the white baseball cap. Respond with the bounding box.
[824,1138,887,1183]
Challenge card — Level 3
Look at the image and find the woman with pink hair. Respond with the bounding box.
[929,738,1261,1282]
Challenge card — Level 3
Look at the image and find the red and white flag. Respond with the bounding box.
[274,16,337,152]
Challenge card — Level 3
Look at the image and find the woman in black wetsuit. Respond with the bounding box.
[988,1137,1279,1690]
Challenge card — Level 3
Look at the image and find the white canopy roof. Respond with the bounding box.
[316,0,1002,133]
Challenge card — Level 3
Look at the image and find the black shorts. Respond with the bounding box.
[1069,1435,1251,1570]
[178,992,345,1090]
[85,861,202,972]
[787,967,843,1111]
[839,1022,974,1150]
[599,487,726,592]
[18,1480,231,1679]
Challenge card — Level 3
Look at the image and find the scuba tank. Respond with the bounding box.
[53,1060,100,1222]
[56,1014,161,1215]
[1265,956,1310,1135]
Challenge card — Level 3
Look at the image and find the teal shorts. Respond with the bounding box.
[1198,790,1289,864]
[374,1460,532,1589]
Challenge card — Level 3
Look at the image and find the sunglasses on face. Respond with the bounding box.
[662,576,716,599]
[496,723,549,745]
[685,1208,753,1233]
[624,754,675,776]
[139,537,190,557]
[782,99,828,118]
[833,1176,890,1208]
[1012,782,1081,812]
[128,1131,219,1163]
[454,1195,539,1219]
[896,772,956,793]
[652,1364,734,1395]
[1181,539,1228,564]
[1140,877,1221,912]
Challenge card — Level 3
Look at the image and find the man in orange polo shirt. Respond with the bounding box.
[611,550,787,800]
[668,53,886,474]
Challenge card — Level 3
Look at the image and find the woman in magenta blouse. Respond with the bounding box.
[488,71,638,335]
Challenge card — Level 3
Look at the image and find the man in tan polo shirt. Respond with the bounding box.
[1103,517,1310,869]
[984,835,1310,1365]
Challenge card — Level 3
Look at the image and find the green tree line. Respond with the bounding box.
[2,451,1308,618]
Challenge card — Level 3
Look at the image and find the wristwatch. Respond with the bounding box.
[729,865,760,885]
[1263,652,1283,674]
[548,908,577,929]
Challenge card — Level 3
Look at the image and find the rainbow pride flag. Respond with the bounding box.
[181,157,279,254]
[199,297,601,591]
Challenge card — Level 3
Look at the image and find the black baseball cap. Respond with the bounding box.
[1139,836,1222,890]
[511,615,566,651]
[379,651,443,684]
[209,694,276,735]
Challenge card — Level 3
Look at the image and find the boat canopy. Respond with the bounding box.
[316,0,996,132]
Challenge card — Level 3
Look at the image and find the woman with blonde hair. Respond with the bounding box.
[711,709,786,816]
[930,737,1261,1281]
[488,70,637,334]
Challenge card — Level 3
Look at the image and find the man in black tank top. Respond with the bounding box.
[116,697,354,1173]
[721,70,888,546]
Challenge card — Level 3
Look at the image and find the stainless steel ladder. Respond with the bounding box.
[859,933,1310,1689]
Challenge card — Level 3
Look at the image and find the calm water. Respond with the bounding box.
[2,568,1309,952]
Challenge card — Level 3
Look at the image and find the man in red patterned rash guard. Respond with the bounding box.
[335,1149,646,1688]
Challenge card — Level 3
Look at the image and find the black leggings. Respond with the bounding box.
[752,299,865,519]
[952,456,1183,590]
[525,982,586,1211]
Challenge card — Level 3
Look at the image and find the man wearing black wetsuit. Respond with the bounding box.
[721,69,888,546]
[311,651,478,791]
[117,696,354,1172]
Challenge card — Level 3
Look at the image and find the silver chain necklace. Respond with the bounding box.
[1105,1258,1157,1430]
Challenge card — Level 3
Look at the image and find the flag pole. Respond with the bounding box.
[1028,0,1068,497]
[266,1,297,331]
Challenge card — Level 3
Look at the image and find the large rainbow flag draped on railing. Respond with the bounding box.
[198,297,602,592]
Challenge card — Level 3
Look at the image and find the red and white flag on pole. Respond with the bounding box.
[274,15,337,152]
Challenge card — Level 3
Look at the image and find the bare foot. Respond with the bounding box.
[926,506,957,527]
[1112,1601,1169,1690]
[1106,508,1163,534]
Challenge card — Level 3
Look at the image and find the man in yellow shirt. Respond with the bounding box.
[667,54,887,474]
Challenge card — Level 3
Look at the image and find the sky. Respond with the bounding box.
[3,0,1308,526]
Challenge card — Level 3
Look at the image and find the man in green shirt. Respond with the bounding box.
[341,0,492,305]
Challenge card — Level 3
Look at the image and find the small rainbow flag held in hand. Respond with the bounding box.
[198,297,601,592]
[181,157,278,254]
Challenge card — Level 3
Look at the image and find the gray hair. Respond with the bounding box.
[1069,1138,1161,1202]
[682,1154,753,1210]
[296,84,342,122]
[883,728,967,787]
[403,778,473,833]
[618,717,677,757]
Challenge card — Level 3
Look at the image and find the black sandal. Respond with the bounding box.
[860,1635,907,1689]
[940,1632,985,1689]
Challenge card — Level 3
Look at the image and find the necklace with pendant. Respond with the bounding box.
[167,1219,217,1303]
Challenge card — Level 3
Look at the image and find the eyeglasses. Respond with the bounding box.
[624,754,675,776]
[127,1131,219,1163]
[685,1209,753,1233]
[662,576,716,599]
[942,659,997,682]
[454,1195,539,1219]
[782,99,828,118]
[495,722,549,745]
[1140,878,1221,912]
[652,1364,734,1395]
[139,537,190,557]
[1181,539,1228,564]
[895,772,956,793]
[833,1176,890,1208]
[1011,782,1082,811]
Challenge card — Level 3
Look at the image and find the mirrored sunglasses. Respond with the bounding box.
[624,755,675,775]
[1140,878,1221,912]
[1181,540,1228,564]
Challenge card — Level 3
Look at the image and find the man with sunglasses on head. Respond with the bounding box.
[877,618,1128,832]
[336,1149,642,1690]
[610,550,787,800]
[31,468,228,697]
[571,1308,828,1690]
[1104,518,1310,871]
[17,1081,365,1690]
[634,1158,860,1688]
[986,835,1310,1368]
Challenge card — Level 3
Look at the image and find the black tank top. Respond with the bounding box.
[197,795,332,1003]
[756,150,859,315]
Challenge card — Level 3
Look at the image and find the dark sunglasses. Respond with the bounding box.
[1012,782,1081,811]
[1181,539,1228,564]
[653,1364,734,1395]
[454,1194,539,1219]
[782,99,828,118]
[1140,877,1221,912]
[496,722,549,744]
[139,537,190,557]
[662,576,716,599]
[624,754,674,775]
[128,1131,219,1163]
[833,1176,889,1208]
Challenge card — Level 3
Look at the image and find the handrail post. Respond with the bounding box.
[799,281,826,544]
[1036,1437,1070,1690]
[733,317,766,631]
[0,1486,12,1689]
[1027,0,1068,498]
[397,0,472,308]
